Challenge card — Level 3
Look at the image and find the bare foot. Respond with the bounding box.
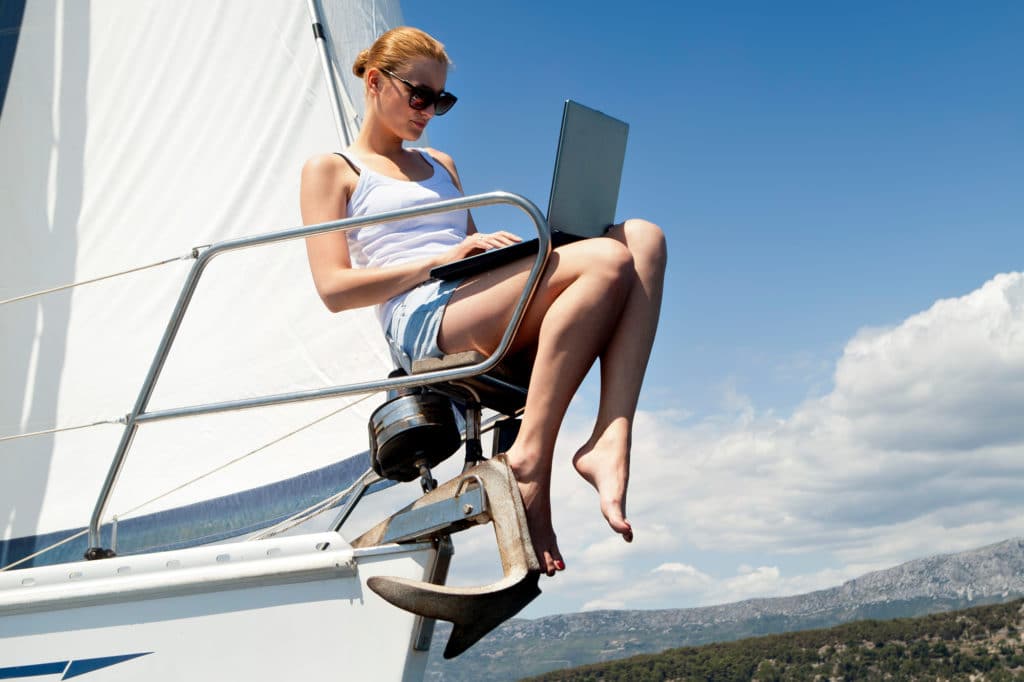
[572,433,633,542]
[506,454,565,576]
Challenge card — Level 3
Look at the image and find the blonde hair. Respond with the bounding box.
[352,26,451,79]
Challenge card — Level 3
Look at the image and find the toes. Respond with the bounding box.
[539,547,566,576]
[602,506,633,542]
[601,498,632,530]
[606,516,630,540]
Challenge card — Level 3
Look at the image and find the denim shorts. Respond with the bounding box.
[384,278,463,372]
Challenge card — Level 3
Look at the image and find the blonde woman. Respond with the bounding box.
[302,27,666,577]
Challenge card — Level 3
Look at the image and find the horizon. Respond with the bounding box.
[507,533,1024,619]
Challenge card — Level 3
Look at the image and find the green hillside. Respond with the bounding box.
[524,599,1024,681]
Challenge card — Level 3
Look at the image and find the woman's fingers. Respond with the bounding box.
[436,231,524,266]
[472,231,522,250]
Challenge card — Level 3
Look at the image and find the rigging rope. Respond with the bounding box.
[0,393,374,571]
[0,249,202,307]
[0,418,125,443]
[2,399,524,567]
[250,409,521,540]
[114,393,376,520]
[0,529,88,572]
[0,250,206,441]
[248,469,376,541]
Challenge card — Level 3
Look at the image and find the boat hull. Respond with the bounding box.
[0,532,436,680]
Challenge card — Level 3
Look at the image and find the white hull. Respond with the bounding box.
[0,532,437,680]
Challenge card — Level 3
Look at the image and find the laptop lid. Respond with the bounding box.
[546,100,629,237]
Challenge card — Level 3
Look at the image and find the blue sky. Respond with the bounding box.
[398,2,1024,616]
[408,1,1023,414]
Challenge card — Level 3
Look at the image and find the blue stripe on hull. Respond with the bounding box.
[0,660,66,679]
[63,653,151,679]
[0,451,393,569]
[0,653,151,679]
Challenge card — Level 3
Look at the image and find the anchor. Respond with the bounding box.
[352,455,541,659]
[348,354,542,658]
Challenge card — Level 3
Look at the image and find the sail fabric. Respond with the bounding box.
[0,0,403,554]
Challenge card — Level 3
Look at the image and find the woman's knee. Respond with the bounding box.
[583,238,634,284]
[620,218,667,272]
[547,238,633,297]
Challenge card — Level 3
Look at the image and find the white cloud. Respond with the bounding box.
[699,564,869,607]
[577,561,714,610]
[576,562,863,611]
[654,562,702,574]
[580,523,682,563]
[581,598,626,611]
[639,274,1024,554]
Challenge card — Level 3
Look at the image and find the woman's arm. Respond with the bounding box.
[302,152,520,313]
[302,154,440,312]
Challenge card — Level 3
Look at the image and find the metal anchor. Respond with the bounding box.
[352,454,542,658]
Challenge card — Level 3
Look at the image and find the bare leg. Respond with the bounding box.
[572,219,667,543]
[439,239,634,575]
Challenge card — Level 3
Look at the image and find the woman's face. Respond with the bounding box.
[371,57,449,141]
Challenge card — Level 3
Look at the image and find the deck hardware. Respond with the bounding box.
[355,456,542,658]
[412,536,454,651]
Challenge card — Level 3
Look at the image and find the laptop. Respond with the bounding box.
[430,100,629,280]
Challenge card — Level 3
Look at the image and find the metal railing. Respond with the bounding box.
[85,191,551,555]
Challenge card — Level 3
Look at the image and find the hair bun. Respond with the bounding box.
[352,49,370,78]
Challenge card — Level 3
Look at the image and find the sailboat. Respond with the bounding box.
[0,1,550,678]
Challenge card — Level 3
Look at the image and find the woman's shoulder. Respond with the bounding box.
[420,146,455,168]
[419,147,462,189]
[303,151,359,175]
[301,152,360,190]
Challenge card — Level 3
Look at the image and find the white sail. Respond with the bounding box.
[0,0,404,563]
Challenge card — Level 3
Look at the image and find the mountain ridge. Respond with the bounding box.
[426,536,1024,681]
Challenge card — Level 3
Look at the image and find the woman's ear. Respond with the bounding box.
[366,68,382,94]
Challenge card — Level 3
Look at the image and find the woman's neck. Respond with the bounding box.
[353,113,408,159]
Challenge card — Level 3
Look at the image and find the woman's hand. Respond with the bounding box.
[434,231,522,267]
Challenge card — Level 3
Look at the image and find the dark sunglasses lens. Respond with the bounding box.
[403,81,456,115]
[408,87,432,111]
[434,93,457,116]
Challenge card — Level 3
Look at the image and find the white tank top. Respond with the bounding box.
[338,149,468,327]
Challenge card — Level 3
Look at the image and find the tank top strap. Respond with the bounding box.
[414,148,439,169]
[414,149,457,187]
[334,150,363,174]
[335,148,455,188]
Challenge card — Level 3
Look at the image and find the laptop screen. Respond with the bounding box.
[546,100,629,237]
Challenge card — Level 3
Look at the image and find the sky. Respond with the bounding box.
[377,2,1024,618]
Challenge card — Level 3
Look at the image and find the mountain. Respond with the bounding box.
[425,537,1024,681]
[526,597,1024,681]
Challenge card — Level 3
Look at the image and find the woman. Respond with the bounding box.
[302,27,666,577]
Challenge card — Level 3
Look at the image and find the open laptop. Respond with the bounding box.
[431,100,629,280]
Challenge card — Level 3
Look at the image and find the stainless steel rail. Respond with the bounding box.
[85,191,551,554]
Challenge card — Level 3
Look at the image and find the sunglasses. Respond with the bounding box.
[380,68,457,116]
